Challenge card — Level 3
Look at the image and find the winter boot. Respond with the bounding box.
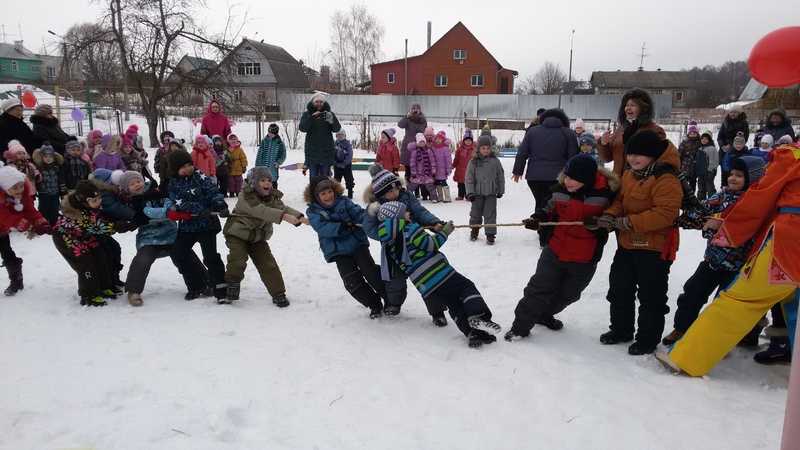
[599,330,634,345]
[80,296,107,307]
[101,289,119,299]
[486,234,495,246]
[661,329,685,346]
[272,293,290,308]
[435,185,444,204]
[3,258,23,296]
[226,281,241,302]
[369,303,382,319]
[470,228,479,242]
[504,327,530,342]
[442,186,452,203]
[384,304,401,315]
[431,312,448,327]
[127,292,143,307]
[468,329,498,348]
[184,289,204,301]
[754,334,792,365]
[628,341,657,355]
[468,313,502,335]
[114,274,125,288]
[536,315,563,330]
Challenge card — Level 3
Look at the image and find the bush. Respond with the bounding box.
[501,138,518,148]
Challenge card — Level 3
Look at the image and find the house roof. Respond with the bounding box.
[738,78,768,101]
[212,39,309,89]
[591,71,697,89]
[0,42,38,60]
[183,55,217,71]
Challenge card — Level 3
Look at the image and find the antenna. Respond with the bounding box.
[637,42,648,71]
[17,23,22,41]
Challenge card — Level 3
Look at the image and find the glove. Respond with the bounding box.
[585,214,615,231]
[614,216,633,231]
[442,220,455,235]
[15,218,31,232]
[114,221,138,233]
[133,210,150,226]
[34,222,53,235]
[198,209,213,219]
[339,220,357,233]
[325,112,335,124]
[167,210,183,221]
[522,217,540,231]
[466,195,475,202]
[496,194,503,199]
[217,208,229,218]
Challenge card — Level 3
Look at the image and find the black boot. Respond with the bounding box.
[4,258,23,296]
[347,189,354,199]
[470,228,479,242]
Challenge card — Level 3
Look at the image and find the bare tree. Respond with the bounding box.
[329,2,385,91]
[533,61,567,95]
[64,23,124,88]
[514,75,537,95]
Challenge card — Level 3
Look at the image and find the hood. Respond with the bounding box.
[59,193,83,221]
[362,180,407,208]
[652,139,681,171]
[539,108,571,128]
[471,147,500,159]
[304,177,345,204]
[617,88,655,128]
[88,175,120,193]
[32,148,64,166]
[29,115,60,127]
[206,99,223,115]
[724,111,748,127]
[557,164,621,193]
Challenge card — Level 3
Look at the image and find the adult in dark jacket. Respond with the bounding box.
[762,108,796,143]
[716,104,749,182]
[298,93,341,178]
[513,108,579,246]
[397,102,427,178]
[597,88,666,177]
[0,98,41,162]
[29,104,69,155]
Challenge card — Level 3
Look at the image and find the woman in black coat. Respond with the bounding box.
[0,98,41,161]
[716,105,749,187]
[30,104,69,156]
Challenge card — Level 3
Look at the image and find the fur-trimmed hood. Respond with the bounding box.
[539,108,571,128]
[617,88,655,129]
[88,175,120,193]
[723,111,748,128]
[472,147,500,159]
[32,148,64,166]
[59,193,83,221]
[557,164,621,193]
[304,177,345,204]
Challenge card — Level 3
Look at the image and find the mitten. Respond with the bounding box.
[496,194,503,199]
[133,210,150,226]
[442,220,455,235]
[217,208,229,218]
[588,214,615,231]
[198,209,213,219]
[614,216,633,231]
[522,218,540,231]
[167,210,183,221]
[325,112,335,124]
[15,218,31,232]
[33,221,53,235]
[466,194,475,202]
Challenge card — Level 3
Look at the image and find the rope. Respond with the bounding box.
[422,221,584,229]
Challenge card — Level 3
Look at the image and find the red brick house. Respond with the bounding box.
[370,22,516,95]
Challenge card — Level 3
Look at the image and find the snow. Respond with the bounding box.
[0,116,790,449]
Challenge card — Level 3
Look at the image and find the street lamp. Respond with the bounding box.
[568,30,575,102]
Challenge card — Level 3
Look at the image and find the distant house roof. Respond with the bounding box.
[591,71,697,89]
[738,78,769,102]
[183,56,216,73]
[0,42,38,60]
[213,39,309,89]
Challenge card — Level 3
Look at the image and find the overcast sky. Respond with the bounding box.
[6,0,797,82]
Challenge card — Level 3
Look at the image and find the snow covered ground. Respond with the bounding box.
[0,112,790,449]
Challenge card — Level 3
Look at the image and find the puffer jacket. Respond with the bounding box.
[408,143,436,184]
[224,183,302,243]
[0,180,46,236]
[305,180,369,262]
[191,145,216,176]
[432,140,452,180]
[334,137,353,168]
[298,101,341,166]
[362,185,441,242]
[465,147,504,197]
[32,147,64,195]
[117,181,177,250]
[168,168,226,232]
[452,139,476,183]
[375,137,400,173]
[54,195,119,257]
[514,108,580,181]
[255,135,286,180]
[227,145,248,176]
[678,135,701,176]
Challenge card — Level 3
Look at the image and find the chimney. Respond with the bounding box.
[427,22,431,49]
[13,41,23,53]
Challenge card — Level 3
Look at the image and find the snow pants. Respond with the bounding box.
[424,271,492,337]
[228,175,243,195]
[385,262,446,316]
[469,195,497,236]
[38,193,60,225]
[171,230,227,298]
[672,261,738,332]
[53,235,114,297]
[332,245,386,309]
[124,244,203,294]
[333,164,355,193]
[224,235,286,297]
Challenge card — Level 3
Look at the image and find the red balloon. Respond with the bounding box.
[21,91,37,108]
[748,26,800,88]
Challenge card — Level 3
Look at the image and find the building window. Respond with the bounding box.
[257,90,267,102]
[387,72,395,84]
[31,65,40,74]
[46,67,57,77]
[194,88,202,95]
[454,49,467,60]
[233,90,243,102]
[470,75,484,87]
[674,91,684,101]
[11,61,18,72]
[237,62,261,76]
[434,75,448,87]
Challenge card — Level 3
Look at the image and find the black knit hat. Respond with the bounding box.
[268,123,279,134]
[625,130,668,159]
[69,180,100,210]
[563,154,598,186]
[168,149,194,172]
[369,163,401,198]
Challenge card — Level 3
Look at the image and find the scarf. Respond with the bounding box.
[67,154,88,179]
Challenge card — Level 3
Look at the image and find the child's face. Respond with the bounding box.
[93,135,102,144]
[122,144,133,154]
[563,175,586,193]
[424,133,433,141]
[268,132,276,138]
[177,163,194,176]
[434,137,443,145]
[43,155,54,164]
[196,141,207,150]
[728,169,746,192]
[574,126,584,135]
[127,178,145,195]
[464,138,472,146]
[88,196,102,209]
[733,142,745,151]
[417,139,426,147]
[688,132,699,140]
[69,146,83,157]
[383,186,400,201]
[700,136,710,145]
[169,143,180,152]
[626,153,655,171]
[580,143,593,153]
[761,142,771,150]
[318,187,335,206]
[228,136,238,146]
[7,181,24,197]
[380,134,388,144]
[479,145,492,155]
[136,137,143,147]
[258,177,272,195]
[336,134,345,141]
[15,150,26,160]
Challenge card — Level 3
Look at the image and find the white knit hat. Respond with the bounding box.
[0,162,26,193]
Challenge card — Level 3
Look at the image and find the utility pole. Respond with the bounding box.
[116,0,130,120]
[568,30,575,102]
[404,39,408,95]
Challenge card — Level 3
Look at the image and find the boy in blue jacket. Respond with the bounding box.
[333,130,355,199]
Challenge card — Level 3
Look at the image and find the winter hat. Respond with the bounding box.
[125,124,139,137]
[730,104,744,114]
[122,136,133,147]
[119,171,144,194]
[6,139,25,155]
[415,133,426,144]
[477,135,493,148]
[760,134,774,148]
[160,130,175,143]
[92,168,113,184]
[101,134,113,151]
[536,108,546,116]
[227,134,239,146]
[733,131,746,146]
[701,130,714,142]
[69,180,100,210]
[480,125,491,136]
[424,126,435,138]
[310,92,326,104]
[369,163,401,198]
[212,135,223,144]
[381,128,396,139]
[463,129,473,141]
[336,129,346,138]
[168,149,194,172]
[204,135,213,146]
[0,162,26,193]
[195,135,208,145]
[40,142,55,157]
[579,132,596,148]
[729,156,766,190]
[435,130,447,142]
[1,98,21,112]
[310,175,336,200]
[246,166,273,196]
[687,121,699,135]
[778,135,793,145]
[378,201,407,221]
[410,102,421,110]
[625,129,668,159]
[563,153,598,186]
[574,118,586,130]
[268,123,279,134]
[769,108,787,121]
[33,104,53,117]
[65,139,81,152]
[88,129,103,142]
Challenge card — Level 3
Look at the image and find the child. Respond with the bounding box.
[656,140,800,377]
[158,138,184,192]
[662,156,766,346]
[590,129,683,355]
[579,132,603,165]
[120,136,145,173]
[53,180,136,306]
[167,149,230,303]
[255,123,286,190]
[332,130,355,199]
[306,175,387,317]
[721,131,750,187]
[226,133,247,197]
[431,130,453,203]
[376,201,502,347]
[212,135,231,196]
[191,135,216,184]
[93,134,126,171]
[59,138,91,196]
[363,164,448,324]
[678,121,701,191]
[695,130,719,201]
[154,130,175,170]
[754,134,774,162]
[407,133,438,202]
[452,129,476,200]
[86,129,104,163]
[0,163,52,296]
[223,167,306,305]
[375,128,399,176]
[91,168,128,290]
[3,140,40,197]
[32,142,64,225]
[505,153,619,341]
[465,135,505,245]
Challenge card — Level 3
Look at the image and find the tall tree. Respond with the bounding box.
[63,23,124,87]
[533,61,567,95]
[329,2,385,91]
[514,75,537,95]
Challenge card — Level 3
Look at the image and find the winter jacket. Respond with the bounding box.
[377,217,454,297]
[299,101,341,166]
[224,183,302,243]
[334,137,353,168]
[94,150,126,171]
[255,135,286,181]
[54,196,120,257]
[168,168,226,233]
[154,146,168,172]
[717,112,750,150]
[362,187,441,242]
[8,159,41,195]
[29,115,69,155]
[227,145,248,176]
[0,112,41,160]
[544,166,619,263]
[191,145,216,176]
[408,143,436,185]
[452,140,476,183]
[763,115,796,144]
[32,148,64,195]
[678,135,701,177]
[721,146,751,172]
[200,100,232,140]
[695,143,719,175]
[91,176,133,223]
[375,137,400,173]
[465,148,505,197]
[117,181,178,250]
[59,153,90,192]
[120,149,145,173]
[514,109,580,181]
[0,180,46,236]
[305,181,369,262]
[432,141,452,181]
[397,113,428,166]
[604,141,683,255]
